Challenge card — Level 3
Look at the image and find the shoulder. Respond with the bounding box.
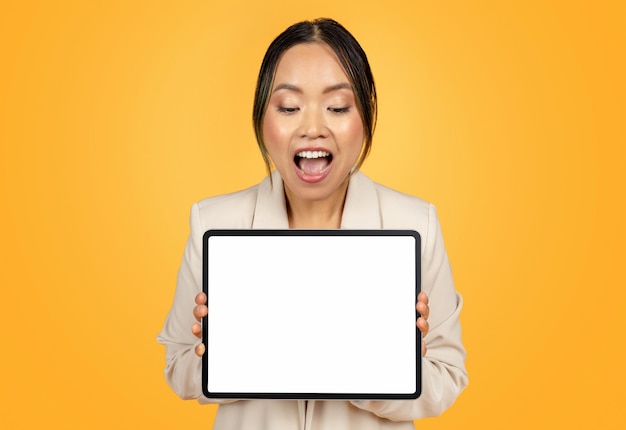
[369,179,435,228]
[367,178,448,265]
[196,182,259,212]
[373,181,431,211]
[191,178,266,229]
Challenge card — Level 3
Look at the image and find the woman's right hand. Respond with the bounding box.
[192,292,207,356]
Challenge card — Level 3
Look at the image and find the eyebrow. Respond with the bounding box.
[272,82,353,94]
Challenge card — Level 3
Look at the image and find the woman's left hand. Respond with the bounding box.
[416,291,430,357]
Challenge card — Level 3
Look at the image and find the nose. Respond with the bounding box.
[299,107,328,139]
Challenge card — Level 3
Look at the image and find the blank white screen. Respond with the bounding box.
[206,234,417,396]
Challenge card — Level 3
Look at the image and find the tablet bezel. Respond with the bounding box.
[201,229,421,400]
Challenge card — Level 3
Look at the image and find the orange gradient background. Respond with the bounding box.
[1,1,625,428]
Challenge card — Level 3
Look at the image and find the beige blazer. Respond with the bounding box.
[157,171,468,430]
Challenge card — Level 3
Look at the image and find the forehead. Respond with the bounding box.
[272,43,351,89]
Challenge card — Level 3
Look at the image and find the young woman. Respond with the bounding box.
[157,18,467,429]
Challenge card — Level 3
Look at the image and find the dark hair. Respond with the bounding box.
[252,18,377,178]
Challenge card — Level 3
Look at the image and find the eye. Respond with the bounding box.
[277,106,299,114]
[328,107,350,114]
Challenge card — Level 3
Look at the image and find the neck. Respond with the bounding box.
[284,180,349,229]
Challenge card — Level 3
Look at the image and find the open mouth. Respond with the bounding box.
[294,150,333,175]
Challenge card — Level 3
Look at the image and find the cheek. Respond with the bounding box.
[262,114,289,153]
[340,117,366,151]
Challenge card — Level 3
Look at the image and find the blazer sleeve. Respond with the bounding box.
[156,203,237,405]
[350,203,468,421]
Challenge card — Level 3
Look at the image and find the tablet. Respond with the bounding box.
[202,229,421,400]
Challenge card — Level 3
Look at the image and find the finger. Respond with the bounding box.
[416,316,429,337]
[195,292,207,306]
[193,304,208,322]
[192,322,202,338]
[195,342,205,357]
[422,340,427,357]
[417,291,429,306]
[416,300,430,320]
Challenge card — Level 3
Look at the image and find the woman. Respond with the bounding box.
[157,18,467,429]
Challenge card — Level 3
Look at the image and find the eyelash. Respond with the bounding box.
[277,107,299,114]
[276,107,350,114]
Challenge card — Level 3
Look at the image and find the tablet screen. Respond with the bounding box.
[202,229,421,399]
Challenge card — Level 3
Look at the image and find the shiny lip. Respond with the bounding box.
[293,146,334,184]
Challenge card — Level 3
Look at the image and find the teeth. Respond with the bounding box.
[296,150,330,159]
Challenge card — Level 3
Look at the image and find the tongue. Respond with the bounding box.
[298,157,329,175]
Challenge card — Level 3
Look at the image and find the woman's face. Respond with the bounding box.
[263,43,365,204]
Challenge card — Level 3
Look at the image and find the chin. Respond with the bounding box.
[284,175,349,203]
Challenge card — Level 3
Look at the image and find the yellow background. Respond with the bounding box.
[1,0,624,428]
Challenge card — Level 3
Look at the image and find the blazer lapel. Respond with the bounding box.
[250,170,382,229]
[341,172,382,229]
[251,170,290,229]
